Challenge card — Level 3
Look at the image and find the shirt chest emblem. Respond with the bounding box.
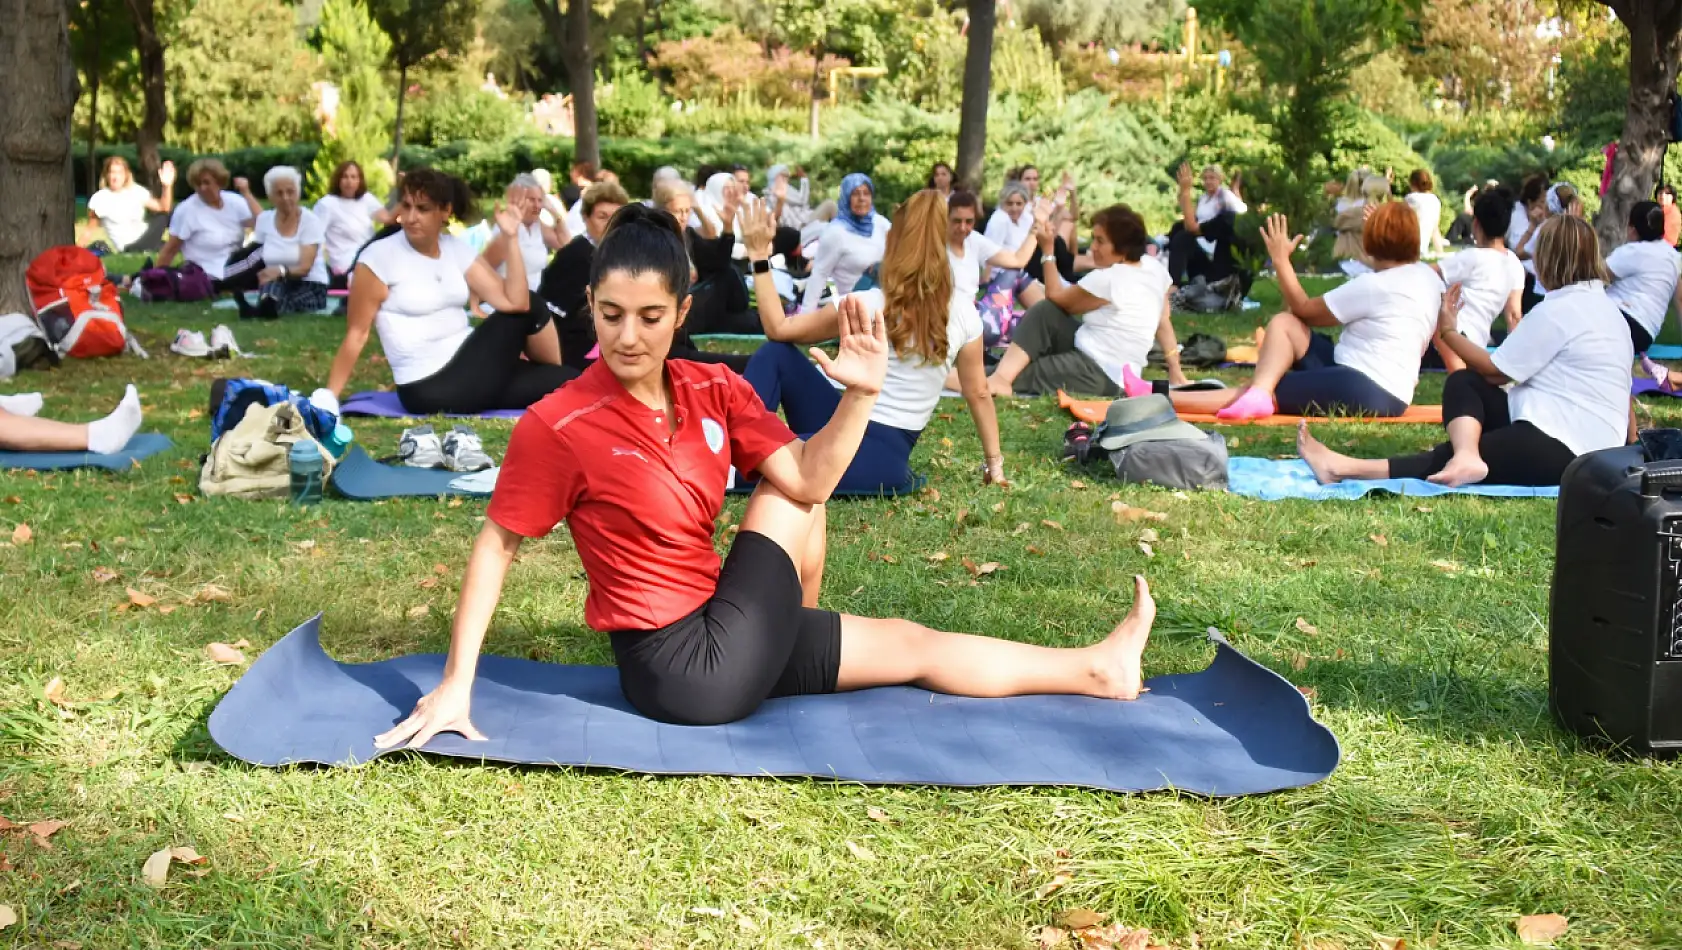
[701,418,725,455]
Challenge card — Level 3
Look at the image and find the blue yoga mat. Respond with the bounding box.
[0,433,173,472]
[1647,344,1682,360]
[329,445,491,500]
[690,333,769,343]
[341,391,525,420]
[206,615,1340,796]
[1634,378,1682,399]
[1227,456,1558,501]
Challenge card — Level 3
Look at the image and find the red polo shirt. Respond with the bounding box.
[487,359,797,631]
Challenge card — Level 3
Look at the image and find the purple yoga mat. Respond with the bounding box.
[339,391,526,419]
[1634,378,1682,399]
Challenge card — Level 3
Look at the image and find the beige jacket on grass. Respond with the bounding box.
[200,400,334,499]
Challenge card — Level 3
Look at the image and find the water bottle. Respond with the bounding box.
[322,423,353,459]
[289,440,325,506]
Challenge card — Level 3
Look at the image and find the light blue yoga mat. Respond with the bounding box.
[1227,456,1559,501]
[0,433,173,472]
[206,614,1341,797]
[690,333,769,342]
[1647,344,1682,360]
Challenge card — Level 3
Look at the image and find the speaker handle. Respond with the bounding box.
[1640,460,1682,496]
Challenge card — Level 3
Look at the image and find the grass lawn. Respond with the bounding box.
[1,261,1679,949]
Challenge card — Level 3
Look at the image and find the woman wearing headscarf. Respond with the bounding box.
[800,173,890,311]
[695,171,740,239]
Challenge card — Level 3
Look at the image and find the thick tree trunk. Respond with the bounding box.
[956,0,996,193]
[1597,0,1682,252]
[0,0,78,313]
[122,0,166,191]
[536,0,599,167]
[391,62,409,174]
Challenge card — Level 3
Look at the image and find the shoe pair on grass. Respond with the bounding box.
[399,425,494,473]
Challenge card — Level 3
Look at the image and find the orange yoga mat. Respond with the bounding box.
[1056,391,1444,427]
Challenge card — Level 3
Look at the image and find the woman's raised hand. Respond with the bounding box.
[740,201,777,260]
[233,177,252,194]
[373,677,487,751]
[158,161,176,187]
[1032,197,1055,226]
[492,201,520,238]
[1176,162,1195,192]
[1259,213,1303,262]
[813,294,889,396]
[1437,283,1464,337]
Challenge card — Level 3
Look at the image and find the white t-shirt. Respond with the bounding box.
[1438,247,1525,347]
[948,232,1003,305]
[88,184,154,251]
[1405,192,1442,254]
[1507,202,1541,276]
[983,207,1033,253]
[1492,280,1633,456]
[852,289,983,432]
[1322,262,1445,404]
[1196,187,1246,223]
[313,193,385,274]
[800,217,890,310]
[252,208,329,286]
[1605,239,1682,337]
[1070,256,1174,387]
[168,193,252,279]
[356,231,479,385]
[502,221,549,292]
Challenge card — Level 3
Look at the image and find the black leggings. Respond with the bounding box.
[1167,214,1237,285]
[218,244,265,293]
[1387,370,1576,485]
[609,530,841,725]
[396,309,580,414]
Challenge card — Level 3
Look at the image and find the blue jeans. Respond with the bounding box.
[1273,332,1409,417]
[744,342,922,494]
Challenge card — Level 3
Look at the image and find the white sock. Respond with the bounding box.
[0,393,44,417]
[86,385,143,455]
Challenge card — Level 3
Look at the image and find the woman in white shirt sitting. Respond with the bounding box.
[1156,203,1443,420]
[323,169,577,415]
[86,157,174,253]
[312,161,394,289]
[1167,162,1246,286]
[1300,215,1632,487]
[1427,187,1525,372]
[801,173,890,311]
[155,158,260,286]
[1607,200,1682,357]
[482,173,568,293]
[982,204,1188,398]
[742,191,1008,492]
[1404,168,1444,259]
[225,166,332,318]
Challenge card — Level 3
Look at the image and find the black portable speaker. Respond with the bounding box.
[1549,442,1682,756]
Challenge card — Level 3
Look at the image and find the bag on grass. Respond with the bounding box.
[136,262,214,303]
[1150,332,1228,368]
[199,400,334,500]
[1091,395,1229,491]
[24,245,144,359]
[0,312,57,380]
[207,377,338,443]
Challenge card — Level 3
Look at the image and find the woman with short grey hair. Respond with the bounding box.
[483,173,568,292]
[224,165,330,317]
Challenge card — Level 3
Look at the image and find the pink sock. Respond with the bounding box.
[1215,387,1276,421]
[1121,364,1152,398]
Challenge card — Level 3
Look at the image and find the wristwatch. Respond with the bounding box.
[751,259,772,274]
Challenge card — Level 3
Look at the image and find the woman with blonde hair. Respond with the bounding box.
[86,156,175,252]
[156,158,261,283]
[740,190,1008,492]
[1299,215,1630,487]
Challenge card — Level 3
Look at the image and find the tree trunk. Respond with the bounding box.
[956,0,996,193]
[122,0,165,191]
[564,0,599,167]
[1597,0,1682,252]
[391,61,409,174]
[85,1,103,196]
[0,0,79,313]
[807,49,823,141]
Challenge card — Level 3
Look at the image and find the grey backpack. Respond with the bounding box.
[1108,431,1229,490]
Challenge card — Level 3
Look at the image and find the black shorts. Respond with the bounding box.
[608,530,841,725]
[1624,312,1654,355]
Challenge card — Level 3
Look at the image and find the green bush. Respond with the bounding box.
[597,66,671,138]
[404,80,525,147]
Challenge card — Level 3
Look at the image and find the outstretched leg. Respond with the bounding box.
[1424,415,1491,486]
[0,385,142,454]
[1167,311,1313,415]
[835,576,1156,701]
[1296,421,1392,484]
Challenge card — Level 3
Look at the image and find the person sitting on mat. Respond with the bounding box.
[85,156,174,254]
[322,168,577,416]
[227,166,332,318]
[801,173,890,311]
[1166,162,1246,287]
[1605,200,1682,358]
[1426,187,1524,373]
[978,204,1188,398]
[371,204,1158,742]
[1298,216,1632,488]
[947,190,1043,306]
[155,158,261,286]
[741,191,1010,492]
[1141,204,1443,420]
[0,386,143,455]
[314,160,394,290]
[481,174,568,294]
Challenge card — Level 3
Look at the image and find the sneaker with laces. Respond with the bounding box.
[398,425,446,469]
[208,325,242,358]
[169,329,210,358]
[442,425,494,472]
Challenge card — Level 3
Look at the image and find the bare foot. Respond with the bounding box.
[1296,421,1351,484]
[1426,453,1489,487]
[1092,576,1155,700]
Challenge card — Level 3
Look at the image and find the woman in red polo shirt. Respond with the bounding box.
[375,205,1156,740]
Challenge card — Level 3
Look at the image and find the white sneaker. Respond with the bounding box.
[208,325,242,357]
[398,425,446,469]
[442,425,494,472]
[169,329,210,358]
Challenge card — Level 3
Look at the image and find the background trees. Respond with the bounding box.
[367,0,479,171]
[308,0,397,200]
[1,0,78,312]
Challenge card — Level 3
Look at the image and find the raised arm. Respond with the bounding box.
[742,203,837,343]
[1176,163,1202,236]
[324,264,385,396]
[1260,214,1337,326]
[232,177,261,226]
[145,161,176,214]
[989,198,1051,270]
[466,203,530,314]
[1037,219,1107,314]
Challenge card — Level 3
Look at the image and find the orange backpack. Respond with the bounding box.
[25,246,142,359]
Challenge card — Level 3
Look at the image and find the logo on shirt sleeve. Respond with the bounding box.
[701,417,725,454]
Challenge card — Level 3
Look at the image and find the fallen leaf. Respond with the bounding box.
[0,905,14,929]
[1111,502,1168,523]
[1369,534,1388,547]
[168,846,207,865]
[2,496,17,504]
[1430,559,1462,574]
[922,486,942,502]
[1289,652,1309,671]
[1027,545,1046,556]
[157,605,178,615]
[1041,519,1065,531]
[1013,522,1032,536]
[43,678,70,707]
[0,855,10,873]
[11,523,31,545]
[433,563,448,575]
[91,567,119,584]
[406,604,430,620]
[1298,686,1318,700]
[992,501,1006,513]
[1034,870,1074,899]
[955,507,969,525]
[294,540,316,551]
[173,493,194,505]
[866,806,892,824]
[734,912,759,932]
[926,551,949,563]
[193,584,233,604]
[689,906,725,918]
[126,588,156,608]
[448,497,463,509]
[1036,925,1068,948]
[1516,914,1569,945]
[205,643,246,665]
[1069,480,1087,490]
[1413,505,1433,513]
[52,942,82,950]
[1056,909,1106,929]
[1295,617,1320,637]
[418,577,439,590]
[1138,528,1159,544]
[844,840,876,861]
[1372,939,1406,950]
[1137,542,1154,558]
[0,817,16,831]
[141,849,173,888]
[880,554,898,564]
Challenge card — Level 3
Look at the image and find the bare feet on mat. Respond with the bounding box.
[1091,576,1155,700]
[1426,453,1489,487]
[1296,421,1351,484]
